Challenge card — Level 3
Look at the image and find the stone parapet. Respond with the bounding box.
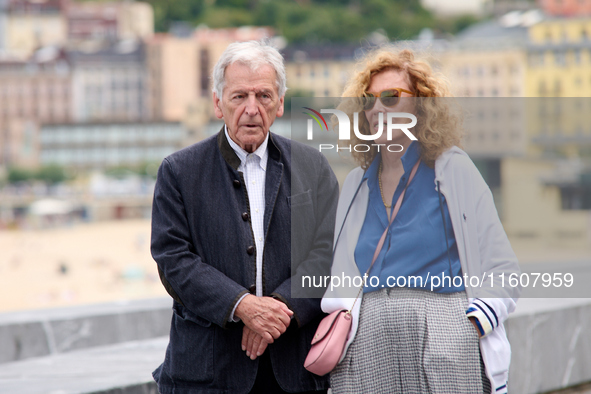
[1,297,590,393]
[0,297,172,364]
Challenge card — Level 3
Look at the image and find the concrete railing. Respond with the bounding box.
[507,298,591,393]
[0,297,172,365]
[1,297,590,393]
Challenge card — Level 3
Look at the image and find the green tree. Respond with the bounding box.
[197,7,255,28]
[36,164,67,185]
[143,0,206,32]
[74,0,482,42]
[7,167,35,184]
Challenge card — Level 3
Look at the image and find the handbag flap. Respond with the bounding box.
[311,309,349,345]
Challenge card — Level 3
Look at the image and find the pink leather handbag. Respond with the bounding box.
[304,160,420,376]
[303,309,352,376]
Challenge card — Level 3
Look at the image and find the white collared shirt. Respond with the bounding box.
[225,126,268,320]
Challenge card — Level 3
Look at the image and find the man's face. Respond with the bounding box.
[213,62,284,153]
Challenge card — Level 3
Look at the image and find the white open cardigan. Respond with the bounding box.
[321,146,521,394]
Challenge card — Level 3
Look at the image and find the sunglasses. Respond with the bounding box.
[362,88,414,110]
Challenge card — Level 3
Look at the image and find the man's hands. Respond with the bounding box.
[234,295,293,359]
[242,326,268,360]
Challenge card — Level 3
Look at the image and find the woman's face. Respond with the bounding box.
[363,69,415,146]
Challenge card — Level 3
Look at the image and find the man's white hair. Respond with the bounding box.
[212,40,287,98]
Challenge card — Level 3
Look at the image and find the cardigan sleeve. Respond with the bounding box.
[463,156,521,329]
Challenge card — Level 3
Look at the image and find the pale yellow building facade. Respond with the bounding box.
[4,13,66,58]
[437,17,591,247]
[440,49,526,98]
[285,59,355,97]
[526,18,591,97]
[114,2,154,41]
[147,35,199,122]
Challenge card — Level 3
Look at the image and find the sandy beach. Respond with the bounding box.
[1,219,590,313]
[0,219,167,312]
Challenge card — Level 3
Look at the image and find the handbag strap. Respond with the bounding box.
[348,159,420,313]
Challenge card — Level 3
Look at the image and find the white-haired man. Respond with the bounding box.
[151,40,338,393]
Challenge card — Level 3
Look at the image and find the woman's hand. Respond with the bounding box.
[468,316,483,338]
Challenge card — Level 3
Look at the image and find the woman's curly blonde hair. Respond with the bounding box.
[339,47,463,169]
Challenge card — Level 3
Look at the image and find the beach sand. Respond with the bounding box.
[0,219,167,312]
[1,219,590,313]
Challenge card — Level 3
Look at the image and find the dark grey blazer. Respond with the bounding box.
[151,128,338,393]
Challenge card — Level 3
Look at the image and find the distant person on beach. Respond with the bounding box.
[150,40,338,394]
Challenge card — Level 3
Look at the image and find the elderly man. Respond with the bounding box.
[151,41,338,393]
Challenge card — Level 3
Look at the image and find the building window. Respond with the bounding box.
[560,185,591,210]
[530,51,545,67]
[555,51,566,66]
[528,54,537,67]
[510,64,519,74]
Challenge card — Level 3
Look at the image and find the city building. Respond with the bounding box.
[0,0,67,58]
[440,17,530,97]
[493,0,537,16]
[526,17,591,97]
[537,0,591,16]
[39,121,187,170]
[0,47,71,167]
[0,0,8,53]
[66,0,154,44]
[146,33,199,122]
[283,44,360,98]
[439,14,591,246]
[68,40,150,123]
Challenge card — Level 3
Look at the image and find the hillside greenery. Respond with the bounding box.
[135,0,480,43]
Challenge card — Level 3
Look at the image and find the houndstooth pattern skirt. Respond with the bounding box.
[330,288,491,394]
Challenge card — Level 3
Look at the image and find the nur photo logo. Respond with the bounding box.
[302,107,418,153]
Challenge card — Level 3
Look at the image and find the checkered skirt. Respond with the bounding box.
[330,288,491,394]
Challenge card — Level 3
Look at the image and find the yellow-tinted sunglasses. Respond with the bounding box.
[362,88,414,110]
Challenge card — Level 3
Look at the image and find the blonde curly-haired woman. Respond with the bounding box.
[321,48,521,394]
